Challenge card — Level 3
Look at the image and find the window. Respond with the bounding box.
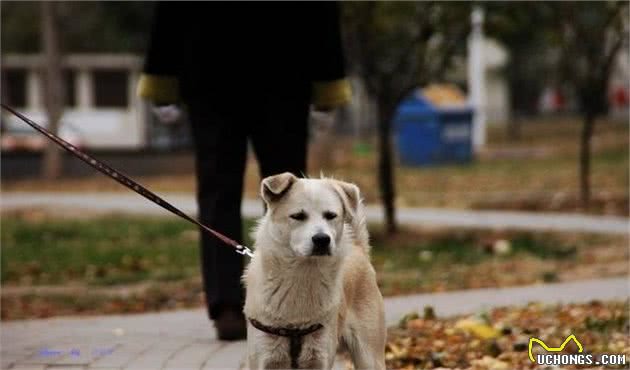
[63,69,76,107]
[93,70,128,108]
[1,69,27,108]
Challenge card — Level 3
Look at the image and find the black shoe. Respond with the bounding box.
[214,309,246,340]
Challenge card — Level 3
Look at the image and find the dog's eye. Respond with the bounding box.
[290,211,307,221]
[323,211,337,220]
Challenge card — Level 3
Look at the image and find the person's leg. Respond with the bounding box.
[187,100,247,340]
[250,96,310,178]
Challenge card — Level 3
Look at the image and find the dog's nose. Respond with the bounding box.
[311,233,331,255]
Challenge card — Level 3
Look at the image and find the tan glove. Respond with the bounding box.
[312,79,352,111]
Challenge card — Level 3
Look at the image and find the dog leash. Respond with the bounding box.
[1,103,253,258]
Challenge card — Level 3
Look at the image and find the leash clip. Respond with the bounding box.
[235,244,254,258]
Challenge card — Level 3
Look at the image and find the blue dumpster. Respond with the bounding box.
[393,89,473,166]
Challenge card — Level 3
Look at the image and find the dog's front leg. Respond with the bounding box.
[247,325,287,370]
[250,349,289,370]
[343,328,386,370]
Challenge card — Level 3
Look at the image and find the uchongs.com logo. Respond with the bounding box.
[528,334,627,367]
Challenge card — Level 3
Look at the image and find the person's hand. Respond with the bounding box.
[311,108,336,123]
[310,109,336,133]
[151,104,182,124]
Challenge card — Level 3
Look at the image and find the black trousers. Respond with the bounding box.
[187,96,310,320]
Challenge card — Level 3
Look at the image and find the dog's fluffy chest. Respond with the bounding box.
[244,254,343,326]
[244,255,343,369]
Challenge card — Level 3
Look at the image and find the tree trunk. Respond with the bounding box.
[579,112,595,208]
[377,100,397,234]
[41,1,63,179]
[507,115,521,142]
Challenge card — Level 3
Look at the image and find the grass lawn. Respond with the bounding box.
[2,212,627,319]
[2,213,202,286]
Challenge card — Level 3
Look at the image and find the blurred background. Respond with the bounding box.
[0,2,628,368]
[2,2,628,214]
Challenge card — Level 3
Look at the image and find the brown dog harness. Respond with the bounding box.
[249,318,323,368]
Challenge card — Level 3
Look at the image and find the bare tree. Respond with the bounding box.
[552,2,628,206]
[342,2,471,234]
[41,1,64,179]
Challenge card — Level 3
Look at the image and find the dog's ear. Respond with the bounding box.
[332,180,369,246]
[261,172,297,205]
[332,180,361,220]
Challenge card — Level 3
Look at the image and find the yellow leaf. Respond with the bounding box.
[455,318,500,340]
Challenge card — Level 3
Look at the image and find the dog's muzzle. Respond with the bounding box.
[311,233,331,256]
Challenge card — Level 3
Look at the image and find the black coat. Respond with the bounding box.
[143,2,347,102]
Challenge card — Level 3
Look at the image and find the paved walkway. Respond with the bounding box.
[2,277,627,370]
[3,192,628,234]
[383,276,628,323]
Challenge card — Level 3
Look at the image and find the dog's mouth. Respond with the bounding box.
[310,249,332,256]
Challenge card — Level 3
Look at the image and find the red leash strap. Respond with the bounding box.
[1,103,253,258]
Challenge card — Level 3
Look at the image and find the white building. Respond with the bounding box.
[1,53,148,149]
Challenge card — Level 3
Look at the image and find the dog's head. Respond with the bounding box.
[258,172,360,258]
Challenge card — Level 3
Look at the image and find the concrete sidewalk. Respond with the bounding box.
[2,277,627,370]
[3,192,628,234]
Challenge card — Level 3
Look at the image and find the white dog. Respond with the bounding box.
[243,172,386,369]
